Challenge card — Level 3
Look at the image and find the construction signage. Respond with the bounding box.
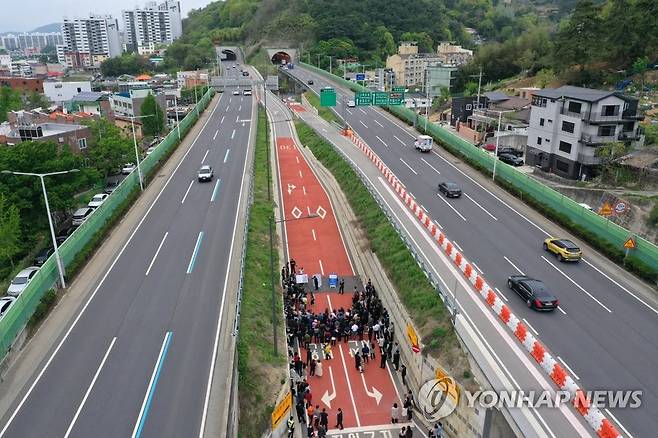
[406,323,420,353]
[623,236,636,249]
[271,390,292,429]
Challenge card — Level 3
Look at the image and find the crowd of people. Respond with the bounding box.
[281,258,444,437]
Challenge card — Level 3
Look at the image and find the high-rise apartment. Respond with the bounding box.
[60,15,121,69]
[123,1,182,54]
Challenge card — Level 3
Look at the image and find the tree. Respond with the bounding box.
[400,32,434,53]
[26,91,50,110]
[464,82,478,96]
[535,69,557,88]
[554,0,602,70]
[0,194,21,267]
[86,119,133,177]
[0,86,22,122]
[140,94,165,137]
[432,87,451,110]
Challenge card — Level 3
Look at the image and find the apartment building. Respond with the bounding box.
[386,42,444,87]
[0,32,64,52]
[526,86,643,179]
[436,42,473,66]
[123,1,182,54]
[109,88,166,118]
[60,15,122,68]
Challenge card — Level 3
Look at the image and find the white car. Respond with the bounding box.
[198,165,214,182]
[122,163,136,174]
[7,267,40,297]
[88,193,109,208]
[232,89,240,96]
[72,207,94,226]
[243,89,252,96]
[0,296,16,321]
[347,100,355,107]
[145,146,157,156]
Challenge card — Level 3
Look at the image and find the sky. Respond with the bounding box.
[0,0,214,33]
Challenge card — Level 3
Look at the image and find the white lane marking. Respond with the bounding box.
[337,343,361,427]
[225,105,229,112]
[186,231,204,274]
[420,204,428,212]
[346,109,353,115]
[583,259,657,315]
[296,156,299,164]
[604,409,634,438]
[557,306,567,315]
[464,193,498,221]
[375,135,389,148]
[472,262,484,275]
[432,151,550,235]
[359,120,368,129]
[420,158,440,175]
[453,241,463,252]
[299,170,303,178]
[434,220,443,229]
[145,232,169,276]
[393,135,406,146]
[64,337,116,438]
[523,318,539,336]
[199,93,253,437]
[235,115,239,122]
[359,108,367,115]
[132,331,173,438]
[495,287,508,301]
[224,149,230,163]
[211,179,221,202]
[302,186,306,195]
[201,149,209,163]
[238,105,242,111]
[0,94,221,438]
[229,97,232,103]
[312,229,317,241]
[374,119,384,128]
[436,193,467,221]
[399,158,418,175]
[504,256,525,275]
[541,256,612,313]
[231,129,235,139]
[181,180,194,204]
[319,259,324,275]
[220,116,225,124]
[213,130,218,140]
[307,206,311,216]
[557,356,580,380]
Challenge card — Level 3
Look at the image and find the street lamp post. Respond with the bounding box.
[489,109,516,181]
[128,114,154,191]
[268,213,318,356]
[1,169,80,289]
[173,95,181,140]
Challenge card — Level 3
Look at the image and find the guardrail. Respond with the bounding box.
[0,87,215,362]
[297,62,658,280]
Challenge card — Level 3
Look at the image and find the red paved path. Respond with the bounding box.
[276,135,400,429]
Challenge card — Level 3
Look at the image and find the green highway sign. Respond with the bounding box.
[374,92,389,105]
[388,92,404,105]
[355,91,373,106]
[392,86,405,93]
[320,87,336,106]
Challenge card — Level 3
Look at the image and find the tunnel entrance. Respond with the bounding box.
[221,49,237,61]
[271,51,291,65]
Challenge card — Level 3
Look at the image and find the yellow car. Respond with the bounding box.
[543,238,582,262]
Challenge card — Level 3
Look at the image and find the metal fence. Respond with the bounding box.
[299,62,658,274]
[0,88,215,360]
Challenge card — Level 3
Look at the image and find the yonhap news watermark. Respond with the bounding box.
[419,378,643,421]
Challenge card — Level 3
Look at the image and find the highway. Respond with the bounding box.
[286,65,658,437]
[0,60,254,437]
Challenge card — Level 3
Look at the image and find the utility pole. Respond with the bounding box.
[328,55,333,76]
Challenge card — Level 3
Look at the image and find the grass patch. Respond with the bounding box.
[238,108,286,437]
[294,121,458,358]
[303,91,340,125]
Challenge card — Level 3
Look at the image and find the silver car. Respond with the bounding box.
[72,207,94,226]
[7,267,40,297]
[198,165,213,182]
[0,296,16,321]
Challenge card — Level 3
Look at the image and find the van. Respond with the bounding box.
[414,135,433,152]
[72,207,94,226]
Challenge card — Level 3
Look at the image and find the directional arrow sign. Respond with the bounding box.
[287,183,296,195]
[360,373,383,405]
[321,366,337,408]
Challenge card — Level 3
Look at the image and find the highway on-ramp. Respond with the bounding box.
[0,62,254,438]
[286,65,658,438]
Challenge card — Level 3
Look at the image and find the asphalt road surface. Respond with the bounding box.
[285,65,658,438]
[0,63,254,438]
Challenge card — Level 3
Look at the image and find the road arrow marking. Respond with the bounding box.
[287,183,296,195]
[360,373,383,405]
[321,366,337,409]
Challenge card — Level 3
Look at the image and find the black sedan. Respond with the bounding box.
[438,182,462,198]
[307,79,314,85]
[507,275,559,311]
[498,153,524,166]
[33,247,54,266]
[56,226,76,245]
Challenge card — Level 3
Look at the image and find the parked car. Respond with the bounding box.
[498,153,524,166]
[243,89,252,96]
[438,182,462,198]
[496,147,523,157]
[232,89,240,96]
[145,146,157,157]
[0,296,16,321]
[7,267,40,297]
[307,79,314,85]
[122,163,136,174]
[56,226,75,245]
[198,165,214,182]
[33,247,54,266]
[105,179,120,194]
[88,193,109,208]
[72,207,94,226]
[578,203,593,211]
[483,143,496,151]
[543,238,582,262]
[507,275,559,311]
[347,100,356,108]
